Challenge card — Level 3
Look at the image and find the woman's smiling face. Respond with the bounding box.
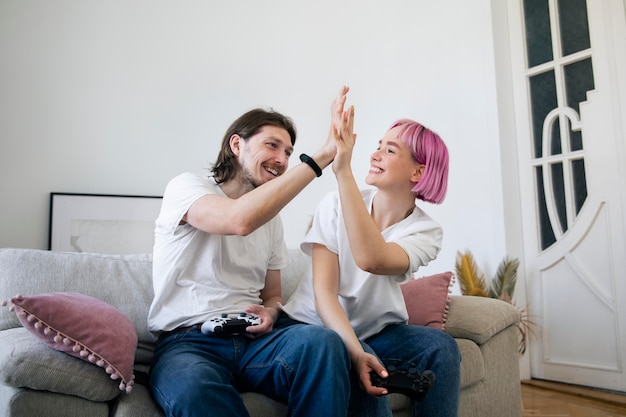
[365,126,423,191]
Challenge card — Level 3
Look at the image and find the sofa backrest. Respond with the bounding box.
[281,249,309,302]
[0,248,154,343]
[0,247,310,345]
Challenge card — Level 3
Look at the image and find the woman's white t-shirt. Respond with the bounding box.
[281,189,442,340]
[148,173,288,333]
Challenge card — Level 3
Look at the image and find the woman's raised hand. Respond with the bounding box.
[313,86,350,168]
[331,86,349,130]
[332,95,356,175]
[320,86,350,156]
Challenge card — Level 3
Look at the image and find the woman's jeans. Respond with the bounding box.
[350,324,461,417]
[361,323,461,417]
[149,314,351,417]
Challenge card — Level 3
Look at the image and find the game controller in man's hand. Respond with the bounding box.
[370,366,436,402]
[200,312,261,336]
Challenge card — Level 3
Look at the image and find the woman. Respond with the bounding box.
[282,90,461,417]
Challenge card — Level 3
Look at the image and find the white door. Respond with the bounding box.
[504,0,626,392]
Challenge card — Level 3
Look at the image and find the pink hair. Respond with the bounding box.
[390,119,449,204]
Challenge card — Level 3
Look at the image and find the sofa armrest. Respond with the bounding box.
[444,295,520,345]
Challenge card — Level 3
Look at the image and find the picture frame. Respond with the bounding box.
[49,193,163,255]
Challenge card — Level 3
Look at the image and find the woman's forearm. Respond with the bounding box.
[315,293,364,361]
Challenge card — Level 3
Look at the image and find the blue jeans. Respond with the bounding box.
[348,341,393,417]
[149,314,351,417]
[362,323,461,417]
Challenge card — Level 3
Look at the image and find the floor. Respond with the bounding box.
[521,380,626,417]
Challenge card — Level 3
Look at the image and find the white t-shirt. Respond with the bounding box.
[148,173,288,333]
[281,189,442,340]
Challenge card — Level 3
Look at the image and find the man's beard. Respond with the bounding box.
[239,164,263,189]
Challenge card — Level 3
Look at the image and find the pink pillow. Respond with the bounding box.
[8,292,137,393]
[400,272,455,330]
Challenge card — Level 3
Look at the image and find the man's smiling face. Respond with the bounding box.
[234,125,294,188]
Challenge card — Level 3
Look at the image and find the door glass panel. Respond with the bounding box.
[529,70,557,158]
[558,0,591,56]
[550,118,562,155]
[524,0,592,251]
[551,162,567,233]
[536,166,557,249]
[566,116,583,152]
[571,158,588,214]
[564,58,595,114]
[524,0,553,67]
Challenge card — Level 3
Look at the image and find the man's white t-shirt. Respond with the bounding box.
[148,173,288,333]
[281,189,442,340]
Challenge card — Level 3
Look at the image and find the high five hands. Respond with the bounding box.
[331,86,357,175]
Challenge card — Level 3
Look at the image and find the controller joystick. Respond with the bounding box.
[370,366,435,402]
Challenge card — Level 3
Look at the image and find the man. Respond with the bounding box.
[148,87,352,417]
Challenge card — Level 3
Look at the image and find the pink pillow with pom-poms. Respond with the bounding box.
[8,292,137,393]
[400,272,455,330]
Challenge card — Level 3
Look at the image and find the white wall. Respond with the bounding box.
[0,0,507,283]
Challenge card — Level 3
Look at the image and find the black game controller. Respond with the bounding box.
[200,312,261,336]
[370,366,435,402]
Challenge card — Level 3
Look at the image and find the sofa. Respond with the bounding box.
[0,247,522,417]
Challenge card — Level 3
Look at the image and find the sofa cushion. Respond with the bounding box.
[456,338,484,389]
[0,382,110,417]
[400,272,454,330]
[240,392,288,416]
[110,383,165,417]
[7,292,136,393]
[0,328,122,401]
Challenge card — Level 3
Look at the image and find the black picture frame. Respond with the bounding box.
[49,193,163,255]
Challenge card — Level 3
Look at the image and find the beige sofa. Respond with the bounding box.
[0,248,522,417]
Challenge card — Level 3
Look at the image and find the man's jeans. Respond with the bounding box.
[150,314,351,417]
